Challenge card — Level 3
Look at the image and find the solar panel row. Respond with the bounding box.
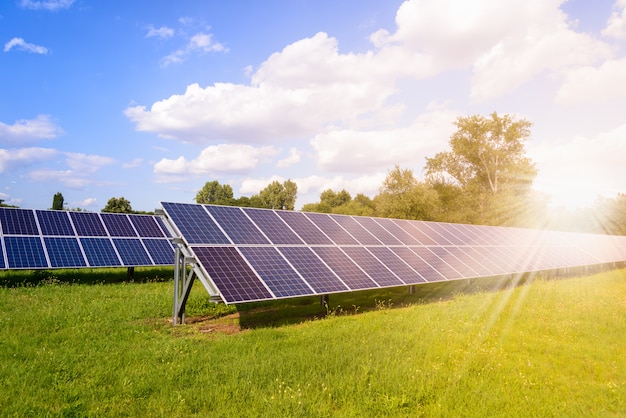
[161,202,626,304]
[0,208,174,269]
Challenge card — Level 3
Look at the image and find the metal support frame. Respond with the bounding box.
[173,247,196,325]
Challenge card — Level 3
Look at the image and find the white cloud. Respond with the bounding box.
[18,0,74,11]
[602,0,626,39]
[310,108,457,173]
[276,147,302,168]
[555,57,626,104]
[529,123,626,208]
[160,32,227,66]
[123,158,143,169]
[72,197,97,207]
[4,37,49,54]
[28,169,94,188]
[154,144,279,179]
[0,115,63,146]
[0,147,58,174]
[146,26,175,39]
[65,152,116,173]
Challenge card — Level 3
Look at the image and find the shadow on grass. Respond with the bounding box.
[0,266,174,287]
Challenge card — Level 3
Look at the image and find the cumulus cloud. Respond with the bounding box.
[602,0,626,39]
[310,108,457,173]
[0,147,58,174]
[555,57,626,104]
[123,158,143,169]
[18,0,74,11]
[0,115,63,146]
[4,37,49,54]
[65,152,116,173]
[154,144,279,179]
[161,32,227,66]
[276,147,302,168]
[146,26,175,39]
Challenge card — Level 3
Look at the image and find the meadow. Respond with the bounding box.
[0,267,624,416]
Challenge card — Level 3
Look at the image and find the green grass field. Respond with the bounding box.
[0,267,624,416]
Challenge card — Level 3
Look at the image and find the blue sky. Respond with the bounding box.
[1,0,626,212]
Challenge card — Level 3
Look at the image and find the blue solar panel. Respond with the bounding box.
[142,239,174,265]
[101,213,137,237]
[366,247,423,284]
[419,222,457,245]
[130,215,166,237]
[113,238,152,266]
[244,208,304,244]
[36,210,75,236]
[205,205,269,245]
[275,211,333,245]
[410,247,463,280]
[428,247,478,278]
[192,246,273,303]
[80,238,121,267]
[312,247,377,290]
[71,212,108,236]
[463,247,507,275]
[391,247,447,282]
[44,237,86,268]
[376,218,422,245]
[330,215,382,245]
[304,213,359,245]
[4,236,48,268]
[353,217,403,245]
[279,247,348,293]
[446,247,491,276]
[341,247,404,287]
[162,202,229,245]
[0,208,39,235]
[0,240,4,269]
[239,247,314,297]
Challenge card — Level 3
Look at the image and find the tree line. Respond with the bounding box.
[5,112,623,235]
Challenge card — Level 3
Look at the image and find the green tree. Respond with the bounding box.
[102,197,133,213]
[332,193,376,216]
[374,165,439,220]
[51,192,64,210]
[195,181,235,205]
[252,180,298,210]
[425,112,537,225]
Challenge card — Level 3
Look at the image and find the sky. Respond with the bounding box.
[1,0,626,213]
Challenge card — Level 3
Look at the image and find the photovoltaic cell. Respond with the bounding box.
[304,213,359,245]
[113,238,152,266]
[130,215,166,237]
[244,208,304,244]
[421,222,459,245]
[81,238,121,267]
[205,205,269,245]
[330,215,382,245]
[341,247,404,287]
[312,247,377,290]
[0,208,39,235]
[101,213,137,237]
[44,237,86,268]
[71,212,108,236]
[36,210,75,236]
[448,247,493,276]
[394,220,439,245]
[143,239,175,265]
[377,218,422,245]
[5,236,47,268]
[192,246,273,303]
[463,247,508,275]
[353,217,403,245]
[238,247,313,297]
[276,211,333,245]
[366,247,423,285]
[162,202,229,244]
[429,247,479,278]
[279,247,348,293]
[391,247,447,282]
[410,247,463,280]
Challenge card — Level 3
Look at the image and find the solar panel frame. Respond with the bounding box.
[0,208,39,235]
[44,237,87,268]
[4,236,48,269]
[70,212,108,237]
[311,247,378,290]
[276,211,334,245]
[244,208,305,245]
[101,213,138,237]
[36,210,75,236]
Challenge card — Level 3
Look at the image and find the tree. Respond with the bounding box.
[425,112,537,225]
[374,165,439,220]
[252,180,298,210]
[195,181,234,205]
[102,197,133,213]
[51,192,64,210]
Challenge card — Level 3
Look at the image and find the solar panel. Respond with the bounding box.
[112,238,152,266]
[366,247,424,285]
[0,208,39,235]
[330,215,382,245]
[279,247,349,293]
[130,215,166,237]
[5,236,48,269]
[142,238,175,265]
[101,213,137,237]
[44,237,86,268]
[340,247,404,287]
[311,247,377,289]
[70,212,108,236]
[353,216,403,245]
[391,247,447,282]
[36,210,75,236]
[244,208,304,244]
[205,205,269,245]
[161,202,229,245]
[80,238,121,267]
[0,240,5,269]
[304,213,359,245]
[275,211,333,245]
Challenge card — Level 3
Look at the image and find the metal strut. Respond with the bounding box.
[172,247,197,325]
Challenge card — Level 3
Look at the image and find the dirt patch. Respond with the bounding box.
[189,312,243,334]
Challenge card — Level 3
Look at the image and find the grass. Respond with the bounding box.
[0,267,624,416]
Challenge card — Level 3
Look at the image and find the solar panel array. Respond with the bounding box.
[0,207,174,269]
[161,202,626,304]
